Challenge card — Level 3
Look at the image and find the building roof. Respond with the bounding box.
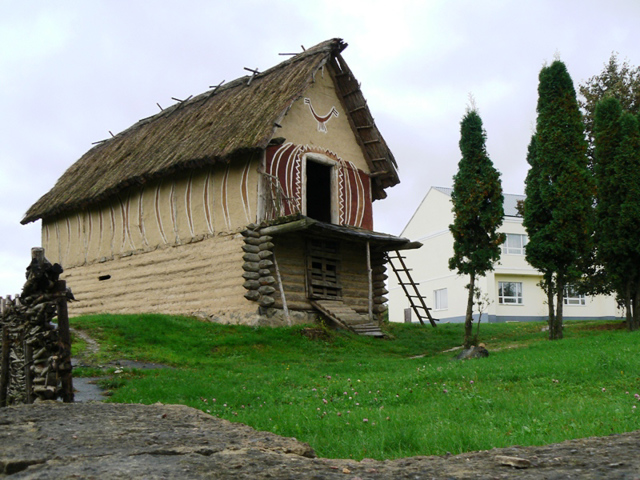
[23,38,399,224]
[260,215,419,251]
[432,186,524,217]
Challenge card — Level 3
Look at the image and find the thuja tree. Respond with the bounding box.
[579,53,640,163]
[593,97,640,331]
[523,134,556,328]
[449,108,504,349]
[524,60,594,340]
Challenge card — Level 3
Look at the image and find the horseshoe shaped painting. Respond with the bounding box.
[304,98,339,133]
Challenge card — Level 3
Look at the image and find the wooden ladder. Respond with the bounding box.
[387,251,438,327]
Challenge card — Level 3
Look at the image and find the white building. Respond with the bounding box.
[388,186,621,323]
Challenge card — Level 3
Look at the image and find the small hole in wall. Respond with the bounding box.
[98,275,111,281]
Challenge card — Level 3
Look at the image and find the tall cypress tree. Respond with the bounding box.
[594,97,640,330]
[523,134,555,328]
[523,60,594,340]
[449,108,504,348]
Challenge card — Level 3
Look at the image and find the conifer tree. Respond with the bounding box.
[523,60,593,340]
[449,108,504,348]
[579,53,640,163]
[523,134,555,328]
[593,97,640,330]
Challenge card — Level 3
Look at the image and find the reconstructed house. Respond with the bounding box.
[388,186,621,323]
[23,39,416,332]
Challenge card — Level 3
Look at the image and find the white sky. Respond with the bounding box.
[1,0,638,294]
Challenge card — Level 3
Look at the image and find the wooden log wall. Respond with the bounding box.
[0,248,73,406]
[370,250,389,323]
[241,223,277,308]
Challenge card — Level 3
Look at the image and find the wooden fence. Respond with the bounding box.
[0,248,73,406]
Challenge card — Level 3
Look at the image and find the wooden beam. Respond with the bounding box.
[261,218,315,236]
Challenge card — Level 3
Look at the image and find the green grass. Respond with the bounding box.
[70,314,640,460]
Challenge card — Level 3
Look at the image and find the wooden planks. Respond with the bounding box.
[311,299,384,337]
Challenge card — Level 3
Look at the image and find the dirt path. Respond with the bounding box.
[70,329,169,402]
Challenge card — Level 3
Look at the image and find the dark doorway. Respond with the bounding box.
[306,160,332,223]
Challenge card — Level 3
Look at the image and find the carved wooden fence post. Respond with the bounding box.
[56,280,74,403]
[0,325,9,407]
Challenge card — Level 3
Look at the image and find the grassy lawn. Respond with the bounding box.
[70,315,640,460]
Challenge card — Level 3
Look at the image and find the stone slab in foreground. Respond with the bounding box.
[1,403,639,479]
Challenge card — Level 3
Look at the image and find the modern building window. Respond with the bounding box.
[434,288,448,310]
[564,285,586,306]
[498,281,523,304]
[501,234,528,255]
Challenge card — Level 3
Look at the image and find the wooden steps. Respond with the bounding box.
[311,299,384,337]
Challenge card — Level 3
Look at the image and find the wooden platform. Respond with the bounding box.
[311,300,384,337]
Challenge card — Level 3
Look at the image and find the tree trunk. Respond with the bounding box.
[545,273,555,340]
[553,278,564,340]
[631,283,640,332]
[464,273,476,349]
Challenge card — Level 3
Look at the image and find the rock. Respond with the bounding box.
[495,455,532,468]
[1,403,640,478]
[455,345,489,360]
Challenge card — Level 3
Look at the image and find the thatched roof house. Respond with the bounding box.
[24,39,397,224]
[23,38,415,331]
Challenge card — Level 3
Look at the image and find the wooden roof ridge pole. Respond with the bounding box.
[244,67,260,86]
[326,57,380,178]
[272,253,291,326]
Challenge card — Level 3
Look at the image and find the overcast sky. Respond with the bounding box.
[1,0,638,294]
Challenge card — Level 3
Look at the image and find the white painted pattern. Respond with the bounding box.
[185,173,195,238]
[169,180,180,244]
[221,164,231,231]
[65,217,71,265]
[203,168,214,235]
[155,182,168,245]
[241,158,252,223]
[138,188,149,247]
[109,205,116,256]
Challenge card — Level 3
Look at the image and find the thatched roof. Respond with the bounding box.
[23,38,399,224]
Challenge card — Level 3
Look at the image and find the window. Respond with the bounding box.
[434,288,448,310]
[498,281,523,304]
[564,285,586,306]
[502,234,528,255]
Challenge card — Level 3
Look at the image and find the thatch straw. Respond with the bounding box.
[23,38,399,224]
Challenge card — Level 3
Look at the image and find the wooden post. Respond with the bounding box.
[31,247,45,265]
[366,242,373,323]
[24,342,33,404]
[272,254,291,326]
[55,280,74,403]
[0,326,10,407]
[404,308,412,324]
